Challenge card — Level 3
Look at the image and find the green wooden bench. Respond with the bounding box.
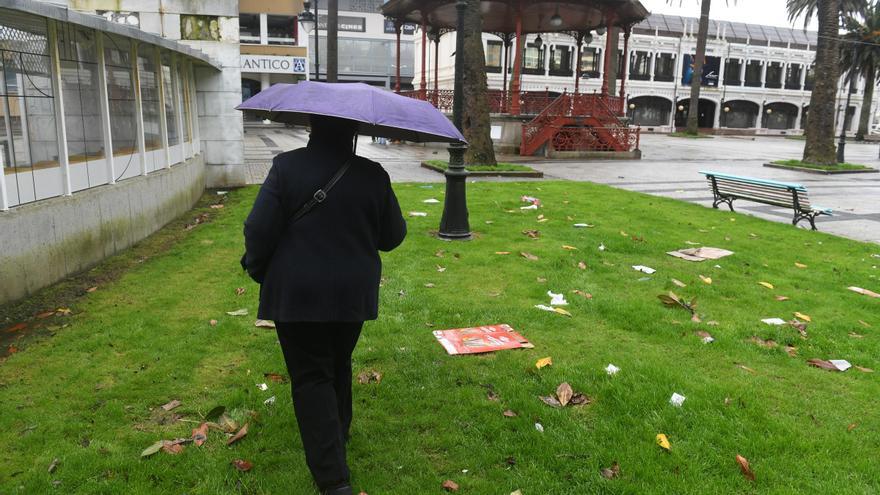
[699,171,832,230]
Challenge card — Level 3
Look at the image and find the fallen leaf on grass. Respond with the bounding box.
[264,372,287,383]
[795,262,808,268]
[848,286,880,298]
[696,331,714,344]
[520,252,539,261]
[503,409,517,417]
[522,229,540,239]
[794,312,812,322]
[161,400,181,411]
[855,366,874,373]
[656,434,670,451]
[495,251,511,255]
[672,279,687,288]
[7,345,19,354]
[562,245,578,250]
[577,261,587,270]
[699,275,712,285]
[775,296,790,301]
[56,308,72,316]
[226,309,248,316]
[658,292,698,316]
[235,287,246,296]
[255,319,275,328]
[217,413,239,433]
[539,395,562,408]
[556,382,573,406]
[600,461,621,479]
[86,286,98,293]
[807,359,840,371]
[192,423,209,446]
[749,336,778,349]
[737,364,757,374]
[48,458,59,474]
[784,345,798,357]
[442,479,459,491]
[424,283,436,288]
[858,320,871,328]
[849,332,864,338]
[572,290,592,299]
[848,423,858,431]
[227,423,249,446]
[209,319,218,326]
[436,265,446,272]
[758,282,774,290]
[357,370,382,384]
[789,320,809,338]
[736,455,755,481]
[535,357,553,369]
[210,204,225,209]
[232,459,253,472]
[162,441,184,455]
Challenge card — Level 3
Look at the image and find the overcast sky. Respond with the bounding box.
[640,0,820,30]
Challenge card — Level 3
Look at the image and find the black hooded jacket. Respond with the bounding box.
[242,137,407,322]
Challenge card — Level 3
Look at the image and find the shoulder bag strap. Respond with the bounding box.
[290,158,353,224]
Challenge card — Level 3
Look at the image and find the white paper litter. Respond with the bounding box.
[255,319,276,328]
[408,211,428,217]
[422,198,440,204]
[521,195,541,206]
[761,318,787,326]
[226,309,248,316]
[547,291,568,306]
[605,364,620,375]
[257,383,269,391]
[534,422,544,433]
[829,359,852,371]
[534,304,556,312]
[669,393,686,407]
[216,191,228,195]
[599,243,606,251]
[702,335,715,344]
[264,396,276,406]
[632,265,657,274]
[520,204,538,210]
[573,223,593,228]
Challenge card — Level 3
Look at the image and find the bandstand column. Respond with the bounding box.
[510,9,524,115]
[502,35,511,109]
[420,19,428,98]
[619,25,631,113]
[601,16,614,95]
[574,32,583,94]
[395,19,402,92]
[434,33,440,101]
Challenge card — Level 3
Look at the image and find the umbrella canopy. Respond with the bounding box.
[236,81,466,144]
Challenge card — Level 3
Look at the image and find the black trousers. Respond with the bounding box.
[275,321,363,489]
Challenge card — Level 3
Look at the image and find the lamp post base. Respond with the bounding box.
[438,142,471,240]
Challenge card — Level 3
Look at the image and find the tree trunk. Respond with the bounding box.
[687,0,711,135]
[461,0,497,166]
[856,64,874,141]
[803,0,840,164]
[326,0,338,82]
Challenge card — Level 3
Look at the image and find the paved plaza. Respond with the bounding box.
[245,125,880,244]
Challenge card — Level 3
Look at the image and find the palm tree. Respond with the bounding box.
[840,5,880,140]
[461,0,497,165]
[787,0,866,164]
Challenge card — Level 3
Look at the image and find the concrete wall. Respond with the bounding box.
[0,153,205,305]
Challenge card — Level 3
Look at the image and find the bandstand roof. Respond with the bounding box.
[381,0,649,34]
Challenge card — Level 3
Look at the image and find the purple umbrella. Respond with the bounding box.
[236,81,466,144]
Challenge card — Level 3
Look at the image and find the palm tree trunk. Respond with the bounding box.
[803,0,840,164]
[686,0,711,134]
[857,64,874,141]
[462,0,497,165]
[327,0,338,82]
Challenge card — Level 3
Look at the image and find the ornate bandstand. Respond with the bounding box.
[381,0,649,156]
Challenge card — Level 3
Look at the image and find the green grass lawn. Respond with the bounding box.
[771,159,874,171]
[424,159,536,173]
[1,181,879,494]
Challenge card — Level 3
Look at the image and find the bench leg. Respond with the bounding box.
[713,196,735,212]
[793,211,819,231]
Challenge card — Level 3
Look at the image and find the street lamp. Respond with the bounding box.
[438,0,471,240]
[549,4,563,27]
[533,35,544,50]
[300,0,320,81]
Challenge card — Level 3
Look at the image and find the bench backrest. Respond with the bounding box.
[699,171,811,210]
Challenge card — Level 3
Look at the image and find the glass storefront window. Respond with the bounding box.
[485,40,502,73]
[723,58,742,85]
[580,47,601,78]
[180,60,193,144]
[267,15,296,45]
[765,62,783,89]
[523,45,544,75]
[58,24,107,192]
[0,9,62,206]
[549,45,572,76]
[240,13,260,43]
[103,34,140,181]
[785,63,802,90]
[654,53,675,82]
[744,60,762,87]
[629,51,651,80]
[161,52,179,158]
[137,46,162,173]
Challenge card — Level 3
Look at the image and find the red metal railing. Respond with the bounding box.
[550,125,641,152]
[401,89,561,116]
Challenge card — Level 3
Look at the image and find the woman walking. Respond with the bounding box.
[242,115,407,494]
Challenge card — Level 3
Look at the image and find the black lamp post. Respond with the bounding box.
[438,0,471,240]
[838,46,856,163]
[300,0,320,81]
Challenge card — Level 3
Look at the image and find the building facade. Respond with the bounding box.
[424,13,875,135]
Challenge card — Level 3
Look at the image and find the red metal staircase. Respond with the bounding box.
[520,93,640,156]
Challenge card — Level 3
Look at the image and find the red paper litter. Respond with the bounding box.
[433,324,533,355]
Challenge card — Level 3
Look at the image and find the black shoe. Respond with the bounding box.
[321,484,353,495]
